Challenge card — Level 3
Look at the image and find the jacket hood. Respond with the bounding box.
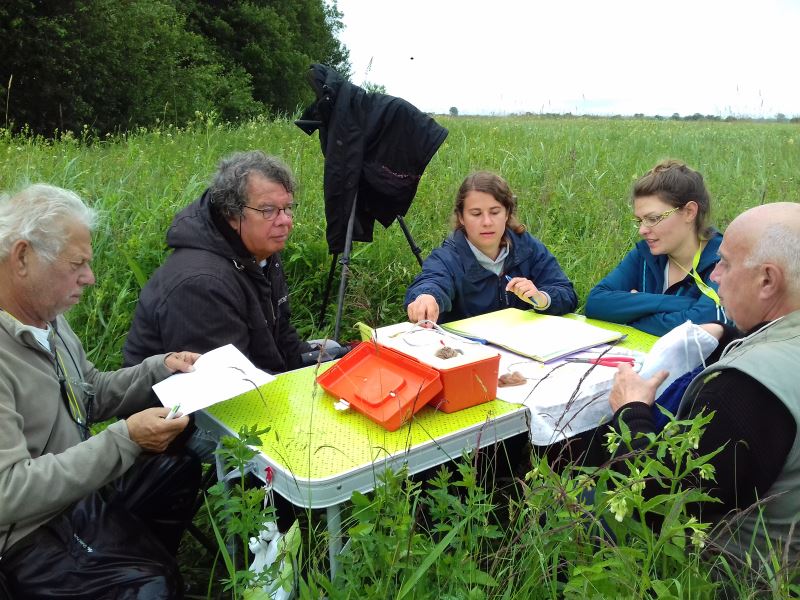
[166,191,245,261]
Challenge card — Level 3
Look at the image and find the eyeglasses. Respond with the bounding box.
[243,203,297,220]
[632,206,679,228]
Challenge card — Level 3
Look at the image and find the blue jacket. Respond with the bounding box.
[585,231,727,336]
[404,228,578,323]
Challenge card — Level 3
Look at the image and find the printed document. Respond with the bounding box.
[152,344,275,414]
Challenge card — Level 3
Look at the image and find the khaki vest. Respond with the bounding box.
[679,310,800,563]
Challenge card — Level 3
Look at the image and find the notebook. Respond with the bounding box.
[441,308,624,362]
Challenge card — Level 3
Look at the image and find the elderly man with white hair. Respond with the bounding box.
[0,184,201,598]
[609,202,800,567]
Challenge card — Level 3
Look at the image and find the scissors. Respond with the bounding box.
[564,356,636,367]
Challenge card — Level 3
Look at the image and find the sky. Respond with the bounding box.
[334,0,799,117]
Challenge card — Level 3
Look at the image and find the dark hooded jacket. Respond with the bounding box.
[297,64,448,254]
[123,191,310,373]
[404,228,578,323]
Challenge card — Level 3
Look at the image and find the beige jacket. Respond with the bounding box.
[0,311,171,550]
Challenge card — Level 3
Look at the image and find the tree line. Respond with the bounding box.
[0,0,350,136]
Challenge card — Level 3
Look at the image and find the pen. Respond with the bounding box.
[505,275,536,306]
[453,333,488,344]
[565,357,636,367]
[164,404,181,421]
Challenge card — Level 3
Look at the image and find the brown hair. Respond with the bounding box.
[451,171,526,235]
[632,159,713,238]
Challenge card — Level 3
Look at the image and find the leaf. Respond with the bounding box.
[396,512,471,599]
[204,495,238,596]
[348,523,375,538]
[121,249,148,289]
[651,579,679,599]
[469,569,499,587]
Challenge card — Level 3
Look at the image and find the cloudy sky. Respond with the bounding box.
[334,0,799,117]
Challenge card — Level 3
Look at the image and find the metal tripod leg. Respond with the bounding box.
[333,192,359,341]
[327,195,425,339]
[396,215,424,267]
[318,253,338,329]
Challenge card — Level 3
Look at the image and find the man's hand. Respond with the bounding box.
[609,363,669,413]
[407,294,440,326]
[126,407,190,452]
[164,351,200,373]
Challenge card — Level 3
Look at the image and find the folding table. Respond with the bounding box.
[195,364,529,574]
[196,317,657,574]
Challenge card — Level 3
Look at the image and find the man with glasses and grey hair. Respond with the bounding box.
[124,150,314,373]
[0,184,201,598]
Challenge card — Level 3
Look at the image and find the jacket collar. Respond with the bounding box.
[636,229,723,275]
[0,310,57,355]
[168,190,267,277]
[450,228,533,281]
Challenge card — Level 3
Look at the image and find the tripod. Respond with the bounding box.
[317,192,425,340]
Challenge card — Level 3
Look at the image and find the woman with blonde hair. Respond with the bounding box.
[585,159,727,335]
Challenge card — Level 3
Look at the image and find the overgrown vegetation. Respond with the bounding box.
[2,115,798,596]
[0,0,349,135]
[2,114,796,368]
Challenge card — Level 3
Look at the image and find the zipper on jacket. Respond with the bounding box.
[499,274,510,307]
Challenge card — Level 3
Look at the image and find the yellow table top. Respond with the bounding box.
[205,316,657,483]
[202,317,657,508]
[205,362,523,481]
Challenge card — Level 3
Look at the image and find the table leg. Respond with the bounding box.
[326,504,342,577]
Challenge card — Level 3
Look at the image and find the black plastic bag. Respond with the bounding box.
[1,452,199,599]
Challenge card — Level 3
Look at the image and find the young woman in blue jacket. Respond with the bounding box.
[405,171,577,324]
[585,160,727,336]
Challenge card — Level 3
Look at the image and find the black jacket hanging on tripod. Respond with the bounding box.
[297,64,448,255]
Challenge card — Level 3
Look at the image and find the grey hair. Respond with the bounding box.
[745,223,800,293]
[0,184,97,263]
[208,151,296,218]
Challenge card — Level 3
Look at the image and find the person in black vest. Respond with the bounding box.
[608,202,800,567]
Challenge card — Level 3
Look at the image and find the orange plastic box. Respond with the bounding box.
[316,342,443,431]
[371,324,500,413]
[431,353,499,413]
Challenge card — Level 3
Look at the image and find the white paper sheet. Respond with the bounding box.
[152,344,275,415]
[494,346,644,445]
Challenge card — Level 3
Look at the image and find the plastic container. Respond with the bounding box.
[372,324,500,413]
[316,342,442,431]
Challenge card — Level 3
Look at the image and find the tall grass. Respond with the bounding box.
[2,115,796,368]
[2,116,799,596]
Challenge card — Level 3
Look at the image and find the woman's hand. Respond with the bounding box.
[407,294,440,325]
[505,276,547,307]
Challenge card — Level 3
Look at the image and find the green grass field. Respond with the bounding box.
[2,115,796,370]
[2,116,799,597]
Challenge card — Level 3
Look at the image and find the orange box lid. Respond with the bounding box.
[316,342,443,431]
